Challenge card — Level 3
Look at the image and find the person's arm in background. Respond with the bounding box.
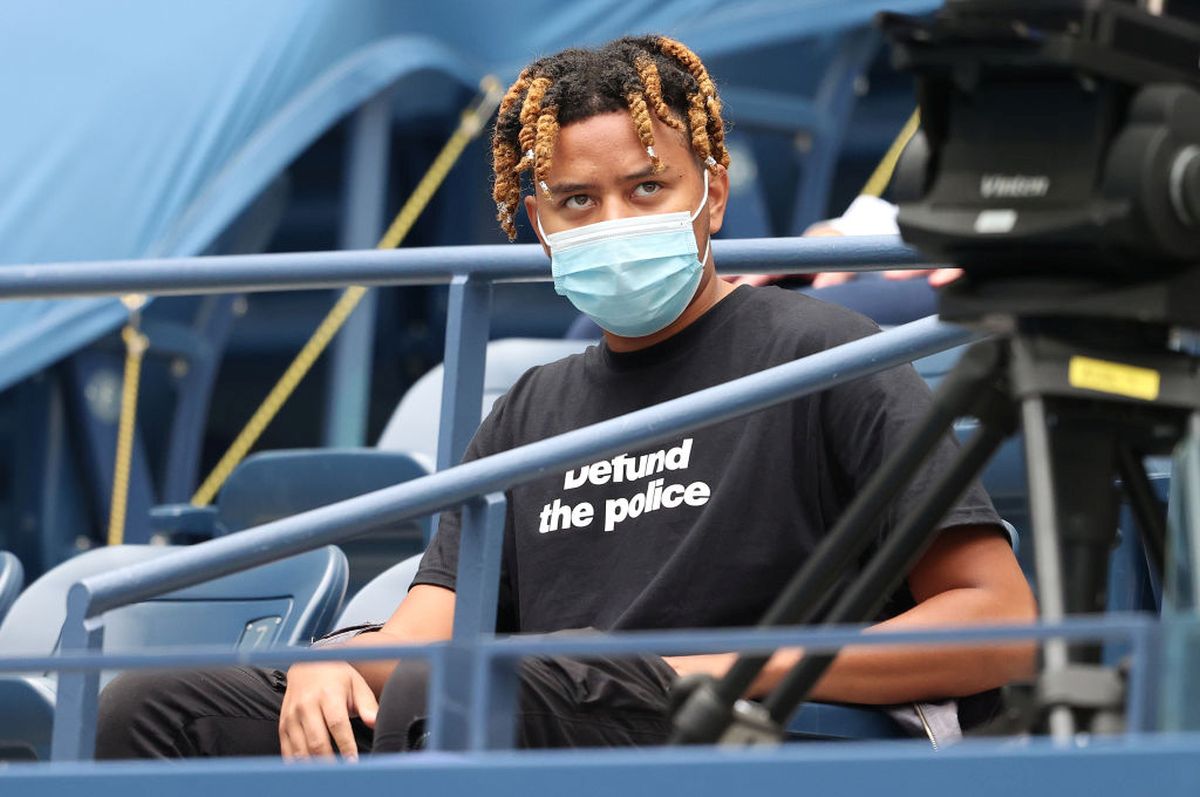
[727,195,962,288]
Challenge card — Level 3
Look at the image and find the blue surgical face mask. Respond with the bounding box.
[538,173,711,338]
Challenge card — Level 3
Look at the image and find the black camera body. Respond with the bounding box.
[883,0,1200,280]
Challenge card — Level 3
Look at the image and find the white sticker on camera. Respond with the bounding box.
[974,209,1018,234]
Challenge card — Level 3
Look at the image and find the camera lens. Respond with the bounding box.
[1170,145,1200,228]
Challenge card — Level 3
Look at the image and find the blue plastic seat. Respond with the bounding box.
[0,551,23,626]
[0,544,346,761]
[152,449,433,600]
[334,553,423,629]
[378,338,593,464]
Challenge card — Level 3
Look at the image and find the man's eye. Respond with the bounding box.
[633,182,661,197]
[564,195,591,209]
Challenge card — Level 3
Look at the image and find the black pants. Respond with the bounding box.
[95,654,677,759]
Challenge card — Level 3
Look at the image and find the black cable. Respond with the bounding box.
[1115,445,1167,583]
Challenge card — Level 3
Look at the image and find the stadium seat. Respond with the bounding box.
[0,551,23,626]
[334,553,423,629]
[152,449,433,599]
[0,544,347,761]
[378,338,593,463]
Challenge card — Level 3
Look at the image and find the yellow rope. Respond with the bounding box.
[190,76,504,507]
[860,109,921,199]
[107,296,149,546]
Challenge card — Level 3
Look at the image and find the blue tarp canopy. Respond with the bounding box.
[0,0,940,390]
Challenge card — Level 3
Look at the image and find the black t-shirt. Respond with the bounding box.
[414,285,1001,634]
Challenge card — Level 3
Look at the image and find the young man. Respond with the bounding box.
[96,35,1035,760]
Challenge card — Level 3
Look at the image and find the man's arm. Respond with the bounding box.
[337,584,456,694]
[278,584,455,759]
[664,524,1037,703]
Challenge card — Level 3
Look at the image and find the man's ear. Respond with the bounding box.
[705,164,730,236]
[524,195,551,257]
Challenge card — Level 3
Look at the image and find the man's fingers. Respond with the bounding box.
[928,267,964,287]
[282,714,310,760]
[350,674,379,729]
[321,696,360,761]
[279,698,304,760]
[882,268,933,281]
[278,719,293,759]
[299,704,336,758]
[803,223,841,237]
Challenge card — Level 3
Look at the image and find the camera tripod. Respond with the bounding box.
[670,268,1200,745]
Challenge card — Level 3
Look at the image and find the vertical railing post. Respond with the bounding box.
[1126,619,1160,734]
[437,275,492,472]
[476,648,520,750]
[426,491,507,750]
[50,583,104,761]
[324,89,393,447]
[435,273,492,473]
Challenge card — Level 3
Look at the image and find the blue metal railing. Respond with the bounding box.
[0,236,925,298]
[0,235,1143,766]
[0,235,930,477]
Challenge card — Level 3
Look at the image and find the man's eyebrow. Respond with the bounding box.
[547,180,596,194]
[547,165,666,195]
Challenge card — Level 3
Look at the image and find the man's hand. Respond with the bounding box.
[274,584,455,762]
[279,660,378,761]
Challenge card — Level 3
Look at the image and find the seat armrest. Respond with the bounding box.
[149,504,224,543]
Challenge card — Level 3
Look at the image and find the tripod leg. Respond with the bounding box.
[1024,399,1126,738]
[669,339,1006,745]
[1020,396,1076,741]
[1050,421,1119,627]
[761,418,1010,724]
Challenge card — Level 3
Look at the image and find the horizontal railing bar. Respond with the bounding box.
[477,615,1156,658]
[0,236,932,300]
[9,733,1200,786]
[74,316,977,617]
[0,615,1154,674]
[0,642,442,674]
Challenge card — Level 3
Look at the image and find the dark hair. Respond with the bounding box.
[491,35,730,239]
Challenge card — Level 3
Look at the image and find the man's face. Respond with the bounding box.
[525,110,728,262]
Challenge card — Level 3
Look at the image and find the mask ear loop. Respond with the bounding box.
[689,169,711,222]
[692,169,712,264]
